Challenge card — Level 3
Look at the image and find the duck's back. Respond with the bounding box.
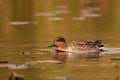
[66,40,104,52]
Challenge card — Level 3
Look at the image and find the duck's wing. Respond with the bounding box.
[67,41,104,52]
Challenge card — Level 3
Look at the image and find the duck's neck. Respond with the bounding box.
[58,44,67,49]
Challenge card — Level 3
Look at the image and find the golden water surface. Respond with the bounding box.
[0,0,120,80]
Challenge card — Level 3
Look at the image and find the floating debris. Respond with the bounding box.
[83,13,102,17]
[9,72,24,80]
[9,21,30,25]
[80,9,102,18]
[9,52,32,55]
[20,52,32,55]
[7,64,29,69]
[54,10,69,14]
[0,64,29,69]
[49,76,70,80]
[72,16,85,20]
[26,60,62,64]
[49,17,63,21]
[36,60,62,63]
[9,52,45,55]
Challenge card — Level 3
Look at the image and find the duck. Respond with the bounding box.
[48,36,104,53]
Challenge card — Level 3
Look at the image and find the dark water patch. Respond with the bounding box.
[77,63,115,67]
[0,61,8,63]
[110,58,120,60]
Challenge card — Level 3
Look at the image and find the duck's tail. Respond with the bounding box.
[95,40,104,47]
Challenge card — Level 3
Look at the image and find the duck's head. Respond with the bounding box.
[48,36,66,49]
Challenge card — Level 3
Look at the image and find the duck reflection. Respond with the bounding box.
[67,51,100,59]
[54,50,66,63]
[54,50,100,63]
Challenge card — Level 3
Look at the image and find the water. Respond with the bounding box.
[0,0,120,80]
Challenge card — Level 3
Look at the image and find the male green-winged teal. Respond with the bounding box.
[48,36,104,53]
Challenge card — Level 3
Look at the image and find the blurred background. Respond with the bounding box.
[0,0,120,80]
[0,0,120,53]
